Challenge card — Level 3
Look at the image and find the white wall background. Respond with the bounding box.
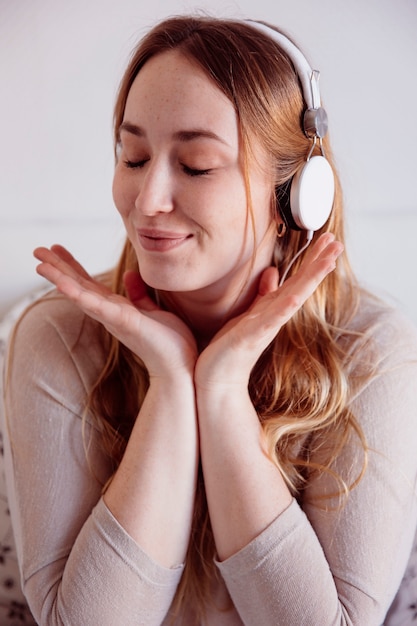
[1,0,417,325]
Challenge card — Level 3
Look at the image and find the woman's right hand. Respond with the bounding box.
[34,245,198,378]
[34,245,199,571]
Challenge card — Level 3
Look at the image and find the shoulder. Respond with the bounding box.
[345,292,417,448]
[13,290,102,346]
[346,290,417,369]
[7,292,107,397]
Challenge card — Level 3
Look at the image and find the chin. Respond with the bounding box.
[137,260,204,294]
[140,272,195,294]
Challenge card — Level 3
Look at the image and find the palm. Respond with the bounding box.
[196,233,343,388]
[34,245,197,377]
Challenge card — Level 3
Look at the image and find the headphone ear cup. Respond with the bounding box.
[275,180,301,231]
[289,156,335,231]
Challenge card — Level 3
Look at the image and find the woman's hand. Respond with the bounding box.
[34,245,200,568]
[193,233,343,560]
[34,245,198,378]
[195,232,344,390]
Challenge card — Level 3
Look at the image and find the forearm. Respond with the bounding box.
[193,236,342,560]
[197,384,381,625]
[23,498,184,626]
[196,385,292,561]
[104,374,198,568]
[6,355,194,624]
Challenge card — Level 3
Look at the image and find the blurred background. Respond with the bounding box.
[1,0,416,324]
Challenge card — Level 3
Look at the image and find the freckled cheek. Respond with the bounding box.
[112,169,136,219]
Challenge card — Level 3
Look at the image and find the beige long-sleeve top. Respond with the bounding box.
[3,292,417,625]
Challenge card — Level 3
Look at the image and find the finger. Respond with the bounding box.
[34,246,92,282]
[290,238,343,288]
[258,266,279,297]
[261,241,343,323]
[53,273,140,334]
[50,244,91,280]
[34,248,111,299]
[302,232,336,265]
[123,271,159,312]
[279,241,343,314]
[35,258,66,286]
[221,240,343,360]
[308,240,344,278]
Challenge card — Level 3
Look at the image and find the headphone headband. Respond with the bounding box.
[247,20,328,139]
[245,19,335,233]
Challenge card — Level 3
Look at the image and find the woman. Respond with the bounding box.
[3,15,417,625]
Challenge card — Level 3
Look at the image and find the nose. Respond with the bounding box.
[135,160,174,216]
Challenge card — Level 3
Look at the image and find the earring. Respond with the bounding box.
[277,221,287,238]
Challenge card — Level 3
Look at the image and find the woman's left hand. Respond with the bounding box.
[33,245,199,377]
[195,232,343,390]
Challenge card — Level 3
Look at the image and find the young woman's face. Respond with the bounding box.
[113,50,276,301]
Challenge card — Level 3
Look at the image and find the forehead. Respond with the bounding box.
[123,50,238,141]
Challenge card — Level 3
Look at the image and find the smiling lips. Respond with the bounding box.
[137,229,192,252]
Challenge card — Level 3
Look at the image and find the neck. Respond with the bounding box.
[159,268,263,351]
[155,227,277,350]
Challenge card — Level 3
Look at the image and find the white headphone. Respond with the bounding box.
[247,20,335,233]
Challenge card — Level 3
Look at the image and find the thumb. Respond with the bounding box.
[123,271,159,311]
[258,266,279,297]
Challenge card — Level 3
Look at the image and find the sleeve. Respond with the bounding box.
[3,298,183,626]
[216,307,417,626]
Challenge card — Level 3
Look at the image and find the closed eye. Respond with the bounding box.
[124,159,149,169]
[182,164,211,177]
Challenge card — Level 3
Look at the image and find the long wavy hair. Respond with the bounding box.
[88,16,372,622]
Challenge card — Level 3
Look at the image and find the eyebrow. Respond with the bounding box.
[119,121,229,145]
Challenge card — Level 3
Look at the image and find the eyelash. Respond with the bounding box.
[123,159,147,169]
[182,165,211,177]
[123,160,210,177]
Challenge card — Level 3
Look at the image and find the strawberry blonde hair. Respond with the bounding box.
[87,16,372,621]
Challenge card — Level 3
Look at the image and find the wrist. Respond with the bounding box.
[149,369,195,393]
[194,351,252,393]
[195,382,254,429]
